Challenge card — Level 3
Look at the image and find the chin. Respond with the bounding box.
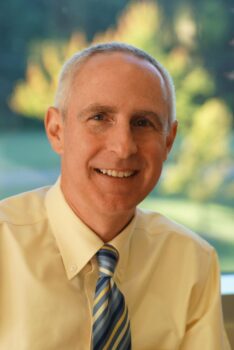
[96,195,141,216]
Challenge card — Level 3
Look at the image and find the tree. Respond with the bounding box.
[163,99,232,201]
[10,34,87,119]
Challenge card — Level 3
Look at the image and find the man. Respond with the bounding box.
[0,42,230,349]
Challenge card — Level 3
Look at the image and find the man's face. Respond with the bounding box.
[46,52,177,219]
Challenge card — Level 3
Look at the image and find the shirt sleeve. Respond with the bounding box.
[180,250,231,350]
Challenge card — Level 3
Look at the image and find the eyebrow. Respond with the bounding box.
[77,103,118,118]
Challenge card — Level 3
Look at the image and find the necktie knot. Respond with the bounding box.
[97,244,119,278]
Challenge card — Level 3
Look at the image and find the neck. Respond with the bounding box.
[82,212,135,242]
[61,189,135,242]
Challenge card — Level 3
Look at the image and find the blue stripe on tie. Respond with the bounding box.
[108,306,129,349]
[116,322,131,350]
[93,282,120,334]
[93,288,125,348]
[96,277,108,294]
[92,285,122,340]
[93,281,118,319]
[92,244,131,350]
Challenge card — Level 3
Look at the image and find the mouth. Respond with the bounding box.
[95,168,138,178]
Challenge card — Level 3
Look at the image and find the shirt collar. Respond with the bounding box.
[45,178,137,280]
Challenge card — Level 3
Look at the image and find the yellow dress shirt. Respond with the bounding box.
[0,180,230,350]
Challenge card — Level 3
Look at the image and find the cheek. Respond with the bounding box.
[144,139,167,164]
[62,133,99,171]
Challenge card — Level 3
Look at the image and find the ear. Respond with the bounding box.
[164,120,178,160]
[44,107,64,155]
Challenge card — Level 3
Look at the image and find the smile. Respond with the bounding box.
[95,168,137,178]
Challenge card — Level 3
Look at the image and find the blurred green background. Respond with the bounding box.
[0,0,233,272]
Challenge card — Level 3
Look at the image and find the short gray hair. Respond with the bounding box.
[54,42,176,125]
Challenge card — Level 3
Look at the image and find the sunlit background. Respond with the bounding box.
[0,0,233,272]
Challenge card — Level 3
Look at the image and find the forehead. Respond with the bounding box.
[74,52,166,95]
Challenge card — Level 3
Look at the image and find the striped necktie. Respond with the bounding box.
[92,244,131,350]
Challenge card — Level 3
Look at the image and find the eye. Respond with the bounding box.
[132,117,154,128]
[92,113,105,121]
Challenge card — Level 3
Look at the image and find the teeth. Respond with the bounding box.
[99,169,135,178]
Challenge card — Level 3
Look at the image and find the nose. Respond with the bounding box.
[107,123,138,159]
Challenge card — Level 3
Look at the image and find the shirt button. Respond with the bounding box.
[70,264,78,273]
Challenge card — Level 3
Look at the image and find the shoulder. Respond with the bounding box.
[135,208,214,255]
[0,186,51,225]
[133,208,218,285]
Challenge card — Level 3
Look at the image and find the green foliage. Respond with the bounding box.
[9,34,87,119]
[95,2,161,52]
[163,99,232,200]
[196,0,229,46]
[175,67,215,131]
